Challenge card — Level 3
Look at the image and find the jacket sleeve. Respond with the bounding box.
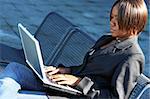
[58,64,81,74]
[69,65,82,74]
[75,76,101,98]
[111,54,144,99]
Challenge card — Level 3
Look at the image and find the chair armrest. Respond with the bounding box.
[18,90,48,99]
[129,73,150,99]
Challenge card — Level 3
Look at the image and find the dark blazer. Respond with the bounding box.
[70,35,144,99]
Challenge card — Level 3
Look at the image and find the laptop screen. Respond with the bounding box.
[18,24,44,79]
[18,24,83,95]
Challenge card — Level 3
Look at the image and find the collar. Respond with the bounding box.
[93,34,115,49]
[115,36,138,49]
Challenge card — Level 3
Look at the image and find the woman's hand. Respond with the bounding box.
[48,74,81,86]
[45,66,81,86]
[44,66,71,75]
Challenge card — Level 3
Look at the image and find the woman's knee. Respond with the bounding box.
[7,62,23,67]
[2,62,27,78]
[0,77,21,98]
[6,62,26,71]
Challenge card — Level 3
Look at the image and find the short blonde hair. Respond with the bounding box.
[110,0,148,34]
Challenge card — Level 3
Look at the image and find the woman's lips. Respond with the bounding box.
[110,28,115,32]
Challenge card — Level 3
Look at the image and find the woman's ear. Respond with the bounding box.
[129,27,138,36]
[132,27,138,36]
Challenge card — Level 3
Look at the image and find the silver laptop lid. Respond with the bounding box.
[18,23,82,95]
[18,23,45,80]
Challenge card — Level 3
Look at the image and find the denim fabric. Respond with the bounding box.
[129,83,145,99]
[129,74,150,99]
[0,77,20,99]
[0,62,47,99]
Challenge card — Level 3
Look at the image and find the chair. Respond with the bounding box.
[49,28,96,66]
[0,12,77,66]
[18,90,48,99]
[34,12,78,65]
[129,74,150,99]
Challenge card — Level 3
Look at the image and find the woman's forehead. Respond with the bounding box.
[111,6,118,16]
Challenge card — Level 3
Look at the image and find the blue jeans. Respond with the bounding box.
[0,62,47,99]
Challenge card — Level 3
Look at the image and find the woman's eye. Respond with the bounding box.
[110,16,113,20]
[111,15,117,20]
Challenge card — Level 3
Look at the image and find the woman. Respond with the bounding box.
[0,0,148,99]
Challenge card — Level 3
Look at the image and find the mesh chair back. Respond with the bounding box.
[34,12,76,65]
[50,29,96,66]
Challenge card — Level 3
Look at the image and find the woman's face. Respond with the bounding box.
[110,5,127,38]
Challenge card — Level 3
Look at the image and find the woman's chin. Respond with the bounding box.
[111,33,117,37]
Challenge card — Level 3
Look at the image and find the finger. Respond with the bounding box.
[44,66,54,69]
[44,66,47,68]
[47,74,65,81]
[50,74,64,79]
[57,81,69,85]
[52,77,66,82]
[47,69,60,75]
[45,66,56,71]
[45,66,57,73]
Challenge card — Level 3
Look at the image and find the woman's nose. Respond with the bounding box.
[110,21,115,27]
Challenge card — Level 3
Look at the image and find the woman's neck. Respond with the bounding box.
[116,35,137,42]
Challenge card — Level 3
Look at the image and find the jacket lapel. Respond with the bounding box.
[89,35,115,57]
[92,35,115,49]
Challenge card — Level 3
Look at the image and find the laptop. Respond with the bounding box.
[18,23,82,95]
